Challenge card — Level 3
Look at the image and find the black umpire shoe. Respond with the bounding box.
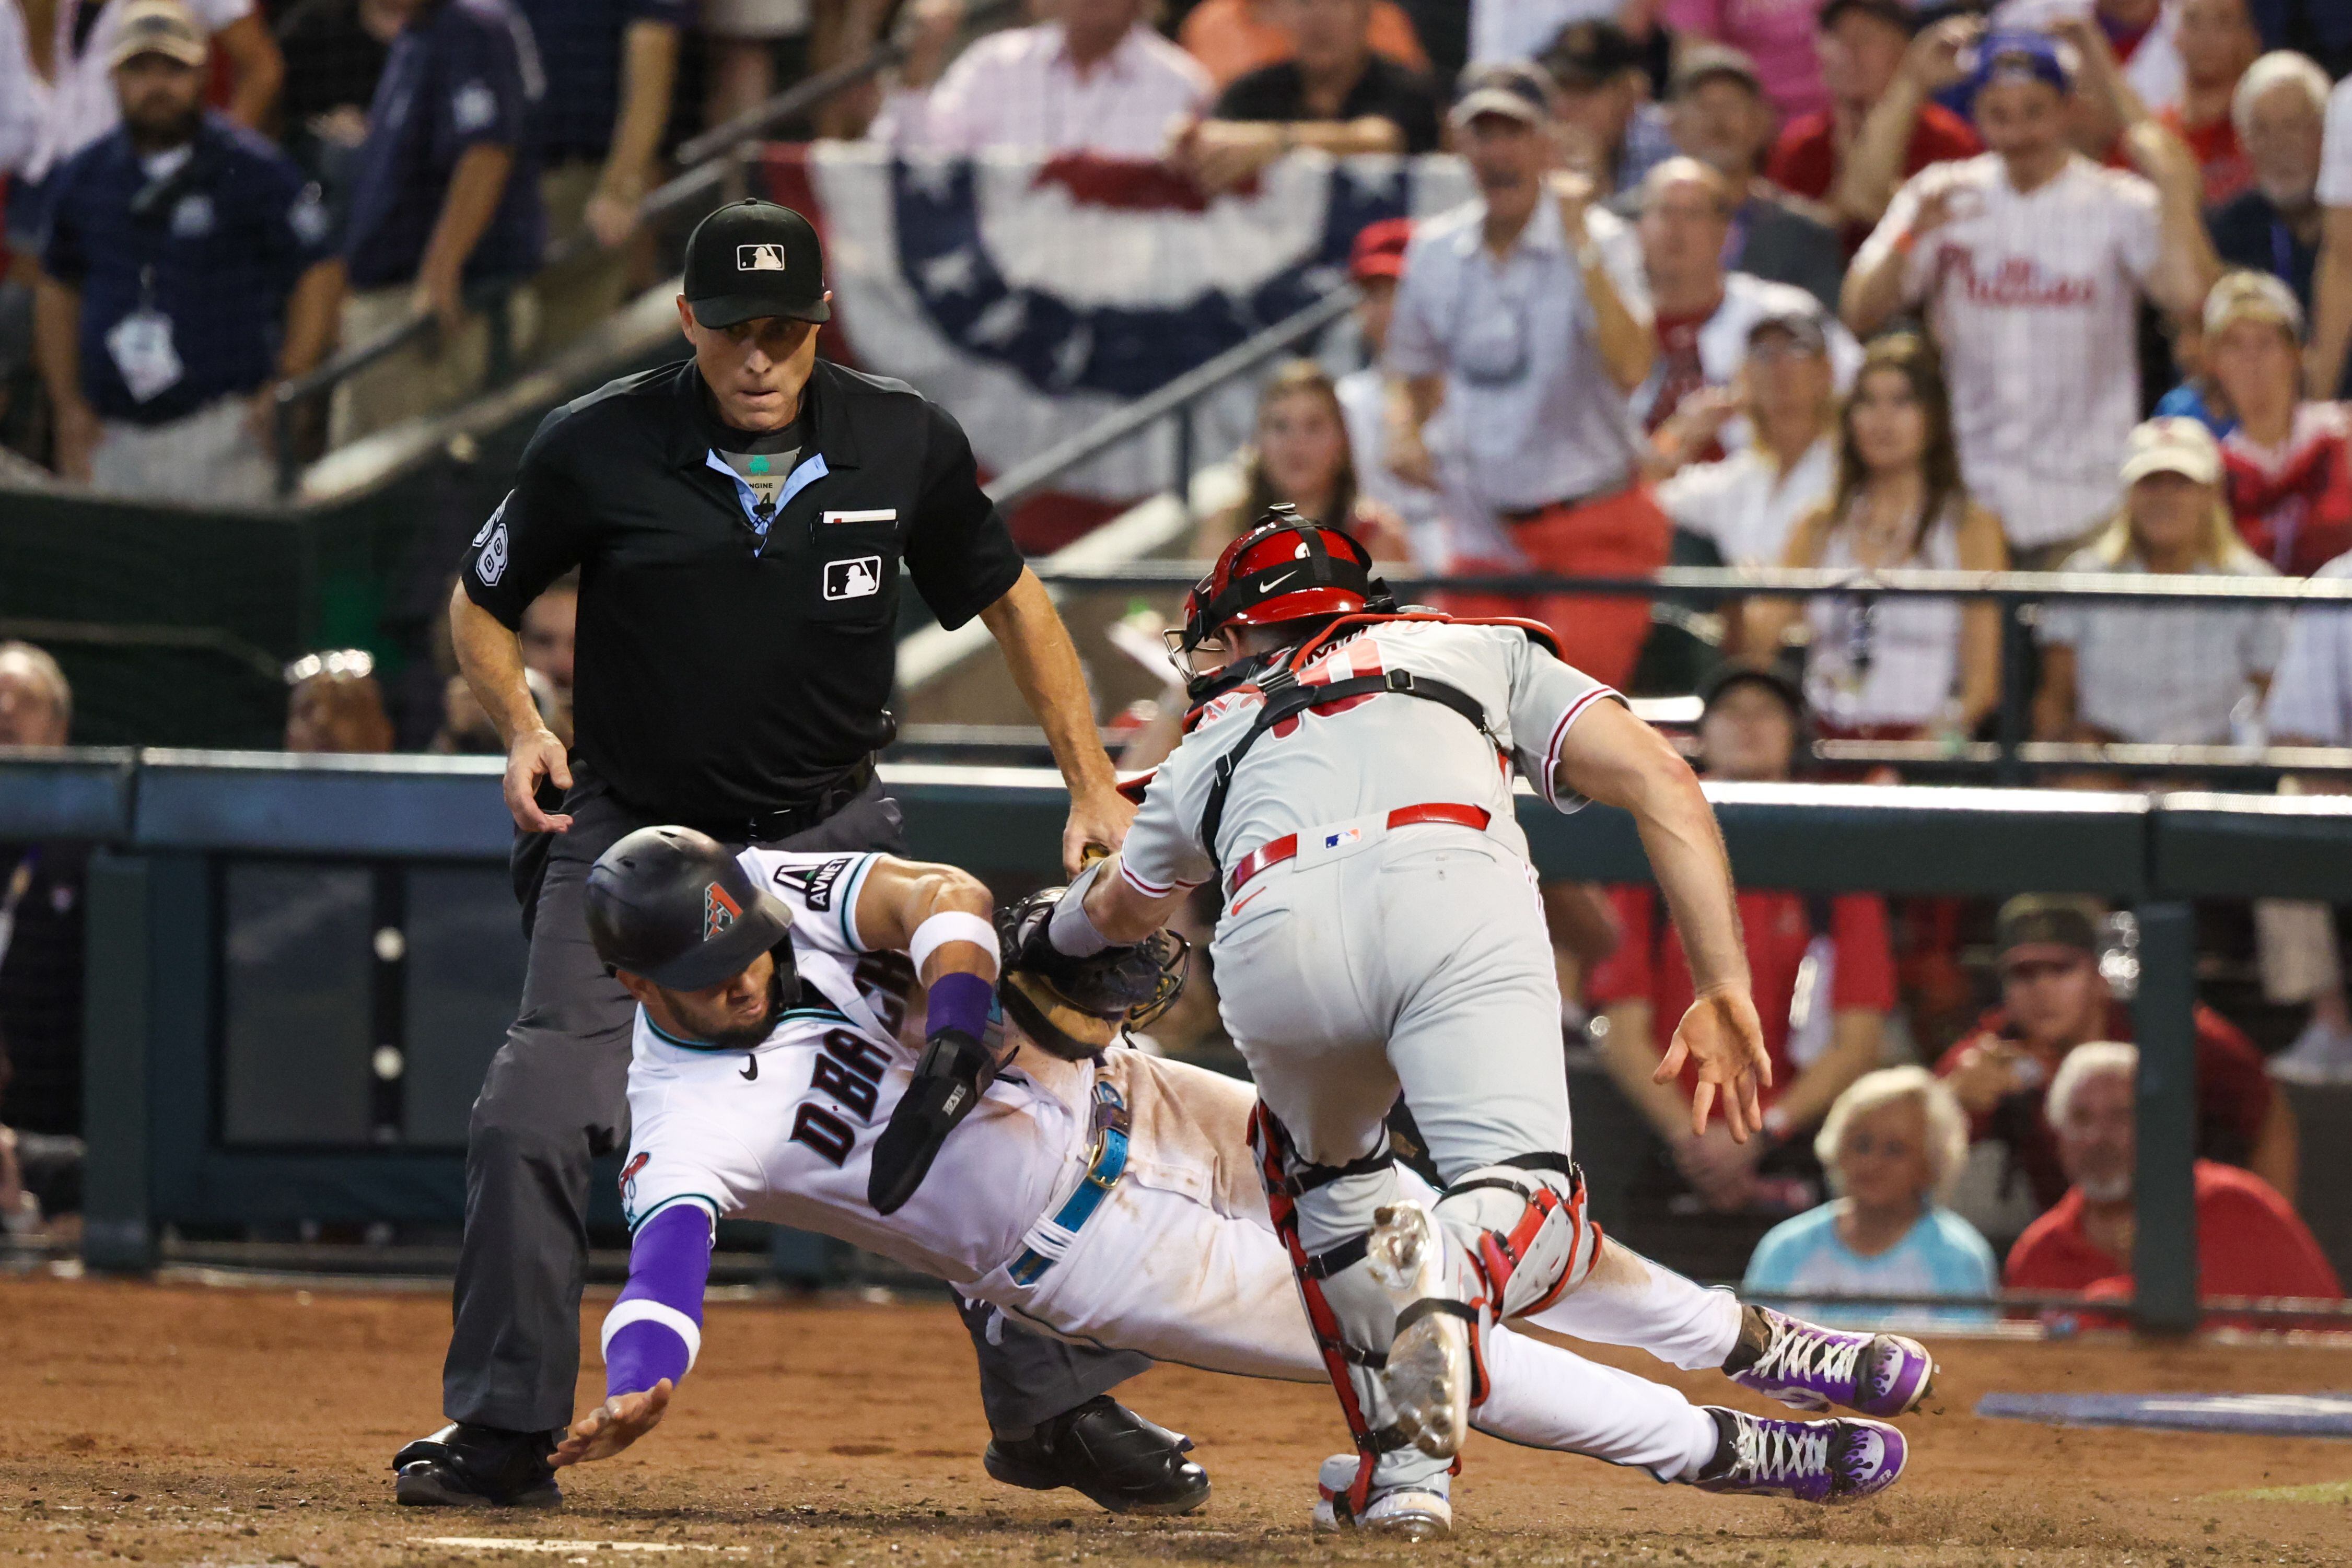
[982,1396,1212,1515]
[393,1422,563,1508]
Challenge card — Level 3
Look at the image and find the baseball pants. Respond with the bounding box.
[443,770,1145,1434]
[967,1051,1729,1482]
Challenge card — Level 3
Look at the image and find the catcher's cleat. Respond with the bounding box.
[1689,1407,1907,1504]
[1366,1200,1474,1459]
[981,1397,1210,1515]
[392,1422,562,1508]
[1309,1454,1452,1539]
[1724,1304,1936,1418]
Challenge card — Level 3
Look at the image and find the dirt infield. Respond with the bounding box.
[5,1273,2348,1566]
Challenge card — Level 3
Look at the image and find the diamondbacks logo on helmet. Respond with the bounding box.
[704,881,743,940]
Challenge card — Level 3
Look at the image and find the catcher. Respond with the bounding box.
[554,826,1918,1529]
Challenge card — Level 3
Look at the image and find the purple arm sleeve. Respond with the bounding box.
[601,1201,713,1398]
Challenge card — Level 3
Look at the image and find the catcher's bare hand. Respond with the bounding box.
[551,1380,672,1467]
[1654,989,1772,1142]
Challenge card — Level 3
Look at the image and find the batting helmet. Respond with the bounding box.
[586,825,797,992]
[1168,505,1388,675]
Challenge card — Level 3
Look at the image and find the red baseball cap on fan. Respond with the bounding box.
[1348,218,1413,284]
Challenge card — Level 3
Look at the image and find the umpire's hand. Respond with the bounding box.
[1655,989,1773,1142]
[507,726,575,833]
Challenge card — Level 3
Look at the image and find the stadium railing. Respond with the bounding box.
[7,747,2350,1331]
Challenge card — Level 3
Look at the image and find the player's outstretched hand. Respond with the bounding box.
[552,1380,673,1467]
[1655,989,1772,1142]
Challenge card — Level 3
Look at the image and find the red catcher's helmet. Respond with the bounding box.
[1171,505,1381,671]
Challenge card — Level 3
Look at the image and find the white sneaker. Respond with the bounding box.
[1366,1199,1474,1459]
[1309,1454,1452,1539]
[2269,1018,2352,1085]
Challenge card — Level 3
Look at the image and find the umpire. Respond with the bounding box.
[394,200,1206,1514]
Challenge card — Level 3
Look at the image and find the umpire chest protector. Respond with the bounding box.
[1190,611,1563,871]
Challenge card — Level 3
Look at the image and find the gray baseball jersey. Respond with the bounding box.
[1118,618,1621,901]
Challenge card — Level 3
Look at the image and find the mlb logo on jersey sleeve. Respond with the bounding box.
[704,881,742,940]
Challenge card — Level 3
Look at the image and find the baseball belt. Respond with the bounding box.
[1005,1076,1132,1286]
[1225,801,1492,899]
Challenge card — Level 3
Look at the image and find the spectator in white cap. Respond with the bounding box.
[2206,271,2352,578]
[1742,1067,1997,1328]
[2035,415,2287,745]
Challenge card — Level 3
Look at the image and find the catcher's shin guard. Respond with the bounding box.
[1249,1106,1450,1524]
[1433,1156,1600,1323]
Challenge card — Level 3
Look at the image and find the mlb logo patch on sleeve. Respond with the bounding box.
[824,556,883,601]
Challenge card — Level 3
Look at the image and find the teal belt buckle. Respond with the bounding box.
[1005,1123,1130,1287]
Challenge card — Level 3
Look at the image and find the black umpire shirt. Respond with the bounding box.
[459,356,1024,822]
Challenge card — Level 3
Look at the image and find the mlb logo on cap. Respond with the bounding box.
[684,200,831,327]
[739,243,788,272]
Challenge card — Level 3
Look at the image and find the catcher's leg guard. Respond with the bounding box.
[1431,1155,1600,1323]
[1250,1106,1451,1525]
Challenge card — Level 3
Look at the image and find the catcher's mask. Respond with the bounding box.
[1168,504,1392,682]
[586,825,799,996]
[995,893,1191,1059]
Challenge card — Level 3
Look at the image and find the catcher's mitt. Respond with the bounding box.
[996,886,1190,1060]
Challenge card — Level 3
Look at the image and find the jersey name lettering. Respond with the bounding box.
[789,1104,854,1166]
[787,1024,893,1166]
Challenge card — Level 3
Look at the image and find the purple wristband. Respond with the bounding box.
[927,969,995,1043]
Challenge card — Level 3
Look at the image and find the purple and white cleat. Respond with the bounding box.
[1724,1304,1935,1418]
[1689,1408,1907,1505]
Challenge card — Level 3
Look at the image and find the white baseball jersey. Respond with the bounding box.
[619,848,1088,1284]
[1117,618,1619,903]
[1856,153,2162,549]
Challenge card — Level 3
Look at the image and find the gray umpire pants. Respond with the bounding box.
[443,771,1148,1435]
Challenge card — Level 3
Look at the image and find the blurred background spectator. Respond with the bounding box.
[518,0,683,347]
[32,0,341,503]
[2205,271,2352,574]
[1747,332,2006,742]
[331,0,543,443]
[1387,61,1662,690]
[1661,0,1827,123]
[1769,4,1981,251]
[1174,0,1442,192]
[2035,417,2286,745]
[2208,51,2330,328]
[1196,359,1412,559]
[2301,62,2352,400]
[1654,43,1844,308]
[1630,158,1859,465]
[283,648,396,752]
[518,564,577,706]
[26,0,282,190]
[1178,0,1428,90]
[1845,28,2220,568]
[1654,308,1838,635]
[875,0,1210,155]
[1590,662,1896,1215]
[706,0,887,134]
[1541,19,1675,197]
[1742,1066,1998,1326]
[1936,894,2293,1215]
[273,0,401,228]
[1470,0,1621,68]
[2004,1041,2339,1308]
[1331,217,1446,567]
[2162,0,2262,208]
[0,642,85,1231]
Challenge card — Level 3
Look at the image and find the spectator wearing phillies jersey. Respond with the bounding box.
[1631,158,1860,466]
[1656,44,1846,310]
[1659,0,1827,123]
[1384,62,1663,690]
[1768,3,1982,250]
[32,0,342,502]
[1174,0,1445,193]
[1745,332,2007,742]
[1989,0,2184,128]
[1177,0,1428,90]
[2206,52,2330,324]
[873,0,1213,157]
[1743,1067,1999,1328]
[1541,19,1676,197]
[2157,0,2261,209]
[1936,896,2294,1213]
[2004,1042,2341,1307]
[331,0,544,443]
[2035,417,2288,745]
[1591,662,1897,1214]
[1844,29,2222,568]
[2205,271,2352,577]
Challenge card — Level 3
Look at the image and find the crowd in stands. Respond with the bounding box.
[7,0,2352,1319]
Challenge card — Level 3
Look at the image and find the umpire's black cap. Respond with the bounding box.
[682,198,831,329]
[587,825,795,990]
